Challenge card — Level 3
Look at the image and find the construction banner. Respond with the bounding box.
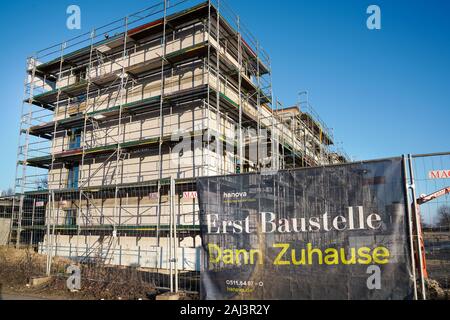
[197,158,415,300]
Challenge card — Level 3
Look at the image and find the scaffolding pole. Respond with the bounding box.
[77,29,96,261]
[156,0,168,247]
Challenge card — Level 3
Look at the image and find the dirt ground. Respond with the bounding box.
[0,246,170,300]
[1,245,448,300]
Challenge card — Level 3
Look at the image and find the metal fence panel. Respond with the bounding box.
[410,152,450,294]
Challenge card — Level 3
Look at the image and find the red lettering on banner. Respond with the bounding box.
[148,192,159,200]
[184,191,198,199]
[429,170,450,179]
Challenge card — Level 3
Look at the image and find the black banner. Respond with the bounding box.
[197,158,414,300]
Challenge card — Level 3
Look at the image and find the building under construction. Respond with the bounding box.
[10,0,348,291]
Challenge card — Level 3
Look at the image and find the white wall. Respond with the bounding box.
[39,234,201,271]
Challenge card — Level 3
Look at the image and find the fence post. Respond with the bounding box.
[171,177,178,293]
[403,155,418,300]
[15,195,25,249]
[46,190,55,276]
[169,179,174,293]
[408,154,427,300]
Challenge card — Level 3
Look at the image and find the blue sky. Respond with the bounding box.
[0,0,449,191]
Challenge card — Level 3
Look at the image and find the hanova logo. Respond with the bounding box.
[223,191,256,203]
[223,192,248,199]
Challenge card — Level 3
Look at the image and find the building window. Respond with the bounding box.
[68,129,82,150]
[64,209,77,226]
[67,164,79,189]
